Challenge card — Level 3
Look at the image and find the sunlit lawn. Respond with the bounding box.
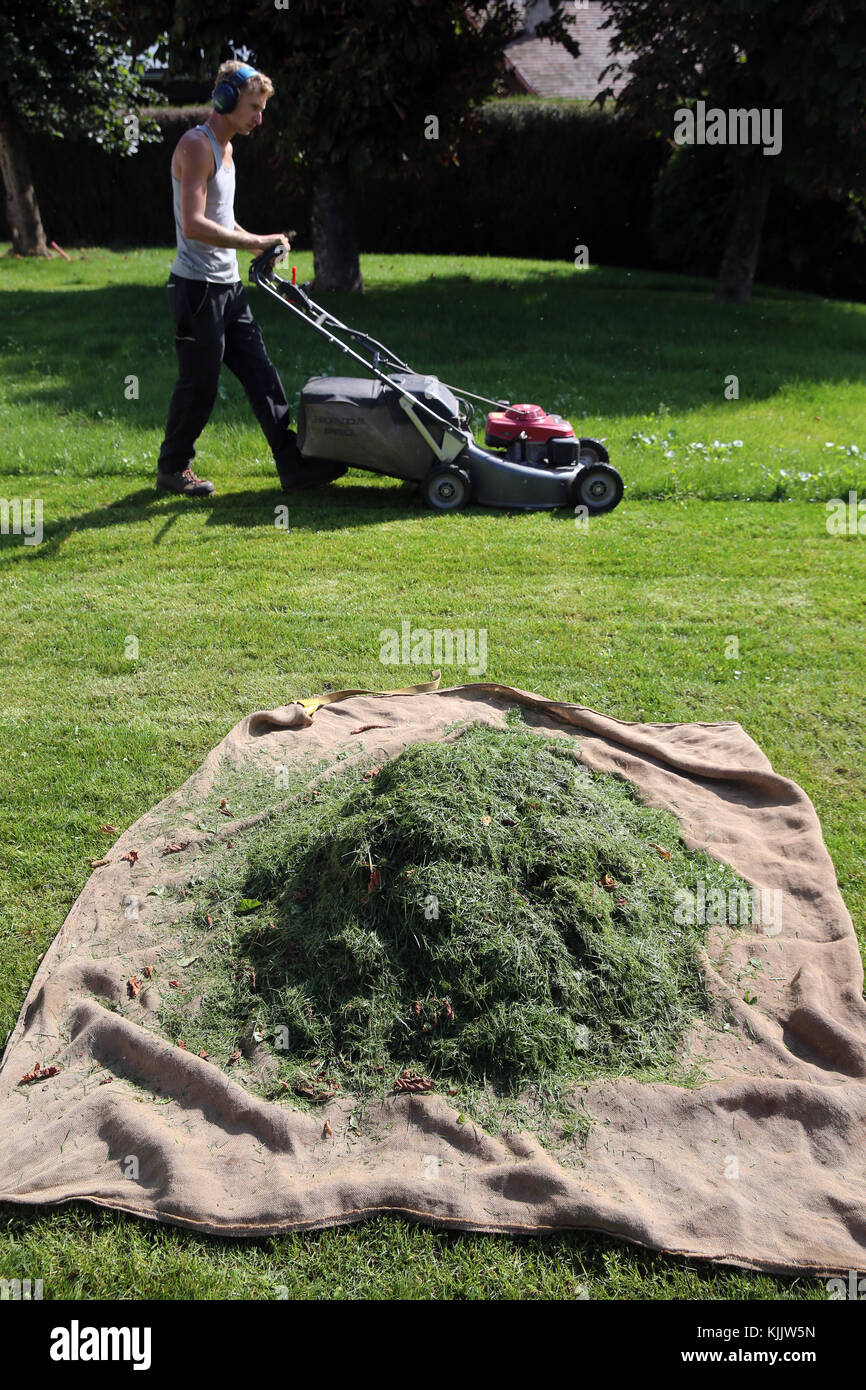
[1,247,863,1299]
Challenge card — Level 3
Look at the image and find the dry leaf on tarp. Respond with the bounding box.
[394,1071,435,1094]
[18,1063,60,1085]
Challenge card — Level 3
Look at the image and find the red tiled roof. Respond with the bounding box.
[504,1,628,101]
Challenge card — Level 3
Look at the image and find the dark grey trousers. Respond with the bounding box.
[157,274,296,475]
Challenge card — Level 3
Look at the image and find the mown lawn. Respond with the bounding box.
[1,247,864,1300]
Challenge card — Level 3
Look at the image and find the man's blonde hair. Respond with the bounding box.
[212,60,274,101]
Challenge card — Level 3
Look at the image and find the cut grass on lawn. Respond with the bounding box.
[1,247,864,1299]
[155,712,753,1151]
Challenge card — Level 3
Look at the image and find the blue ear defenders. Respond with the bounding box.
[212,64,259,114]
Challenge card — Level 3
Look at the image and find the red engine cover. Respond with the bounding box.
[485,403,575,444]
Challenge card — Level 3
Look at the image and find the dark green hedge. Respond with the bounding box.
[3,101,664,269]
[346,102,666,266]
[4,98,864,300]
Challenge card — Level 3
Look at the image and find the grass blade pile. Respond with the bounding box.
[168,713,751,1122]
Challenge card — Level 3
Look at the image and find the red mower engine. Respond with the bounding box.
[485,403,579,468]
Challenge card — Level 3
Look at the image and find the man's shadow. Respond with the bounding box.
[0,476,440,562]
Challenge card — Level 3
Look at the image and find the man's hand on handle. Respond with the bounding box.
[250,232,290,257]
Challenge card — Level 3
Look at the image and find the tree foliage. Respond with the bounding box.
[0,0,162,152]
[598,0,866,202]
[597,0,866,299]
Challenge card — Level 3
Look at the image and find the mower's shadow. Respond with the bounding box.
[193,477,432,533]
[4,474,496,562]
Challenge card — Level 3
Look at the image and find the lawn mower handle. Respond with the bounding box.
[248,245,311,307]
[248,250,501,429]
[248,243,284,280]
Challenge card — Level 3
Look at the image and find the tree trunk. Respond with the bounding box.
[0,106,49,256]
[310,162,362,292]
[715,156,773,304]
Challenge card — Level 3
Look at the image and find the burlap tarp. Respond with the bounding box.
[2,683,864,1277]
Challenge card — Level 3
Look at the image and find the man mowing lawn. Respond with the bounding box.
[156,59,345,497]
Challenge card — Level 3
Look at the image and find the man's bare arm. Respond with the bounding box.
[177,134,287,253]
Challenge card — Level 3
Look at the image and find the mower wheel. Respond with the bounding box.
[578,437,610,466]
[424,465,472,512]
[571,463,624,515]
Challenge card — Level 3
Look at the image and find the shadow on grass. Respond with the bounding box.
[0,477,461,560]
[0,473,597,562]
[2,266,865,436]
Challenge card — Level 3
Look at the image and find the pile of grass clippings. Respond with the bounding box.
[170,712,751,1116]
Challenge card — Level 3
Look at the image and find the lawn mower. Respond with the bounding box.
[250,246,623,514]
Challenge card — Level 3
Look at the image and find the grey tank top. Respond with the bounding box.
[170,123,239,283]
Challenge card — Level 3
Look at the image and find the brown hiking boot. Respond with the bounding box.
[156,467,215,497]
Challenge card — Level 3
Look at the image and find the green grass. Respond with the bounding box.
[2,245,866,500]
[1,245,864,1300]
